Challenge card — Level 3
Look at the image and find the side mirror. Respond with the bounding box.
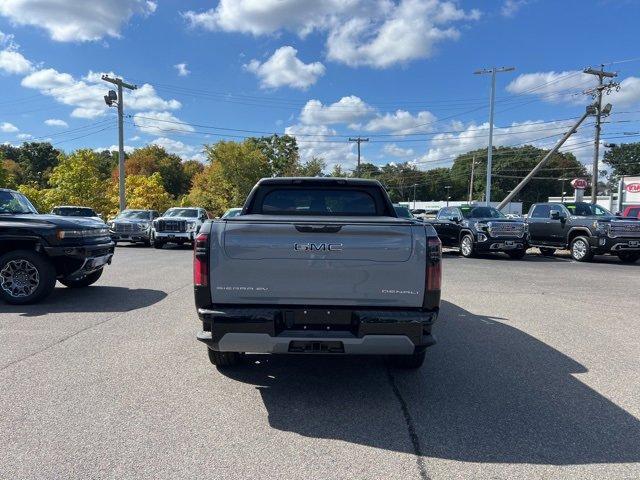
[452,215,462,223]
[549,210,563,220]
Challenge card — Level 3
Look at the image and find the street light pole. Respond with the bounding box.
[474,66,515,205]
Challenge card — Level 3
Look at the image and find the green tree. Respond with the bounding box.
[94,150,119,181]
[16,184,52,213]
[46,149,113,214]
[603,142,640,180]
[0,154,8,188]
[293,157,325,177]
[330,164,349,177]
[108,173,173,216]
[248,134,299,176]
[182,159,204,187]
[17,142,61,188]
[125,145,190,198]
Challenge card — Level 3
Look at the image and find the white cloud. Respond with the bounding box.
[45,118,69,128]
[327,0,480,68]
[364,109,437,133]
[150,137,205,161]
[94,145,134,154]
[174,63,190,77]
[17,133,32,139]
[245,46,325,90]
[285,123,357,172]
[1,122,19,132]
[129,135,141,141]
[133,111,194,135]
[185,0,481,69]
[0,49,33,74]
[0,0,157,42]
[21,68,180,119]
[383,144,414,157]
[501,0,528,17]
[300,95,374,125]
[606,76,640,108]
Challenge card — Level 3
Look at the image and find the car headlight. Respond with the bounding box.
[57,228,110,239]
[593,221,608,234]
[139,222,151,231]
[474,222,488,230]
[187,221,196,231]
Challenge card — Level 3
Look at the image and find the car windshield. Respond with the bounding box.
[394,205,414,218]
[460,206,505,219]
[117,210,150,220]
[53,207,96,217]
[164,208,198,218]
[222,208,242,218]
[0,190,38,214]
[564,202,613,217]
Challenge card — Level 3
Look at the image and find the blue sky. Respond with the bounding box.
[1,0,639,172]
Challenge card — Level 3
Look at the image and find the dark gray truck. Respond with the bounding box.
[194,178,442,369]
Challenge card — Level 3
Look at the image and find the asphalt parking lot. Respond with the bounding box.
[1,246,639,479]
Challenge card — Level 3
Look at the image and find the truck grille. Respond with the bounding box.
[156,220,186,232]
[487,221,525,238]
[608,221,640,238]
[113,223,142,233]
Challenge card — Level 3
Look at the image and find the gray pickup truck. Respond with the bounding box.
[194,177,442,369]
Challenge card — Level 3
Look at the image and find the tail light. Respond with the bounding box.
[426,237,442,291]
[193,232,209,286]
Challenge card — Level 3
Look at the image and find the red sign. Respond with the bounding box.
[571,178,588,189]
[626,183,640,193]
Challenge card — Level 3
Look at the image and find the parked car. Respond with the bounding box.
[526,201,640,263]
[107,209,159,247]
[393,204,415,219]
[221,208,242,218]
[0,188,114,304]
[51,205,104,223]
[431,205,527,259]
[153,207,208,249]
[621,205,640,219]
[195,177,442,369]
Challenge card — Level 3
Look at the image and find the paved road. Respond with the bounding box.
[2,245,640,479]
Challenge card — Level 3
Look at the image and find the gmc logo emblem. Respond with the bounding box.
[294,243,343,252]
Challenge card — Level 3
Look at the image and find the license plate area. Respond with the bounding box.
[288,340,345,353]
[505,240,514,246]
[629,240,639,247]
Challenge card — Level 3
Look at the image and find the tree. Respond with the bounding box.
[330,164,348,177]
[188,140,270,216]
[17,142,60,188]
[94,150,119,181]
[108,172,173,216]
[248,134,299,176]
[46,149,113,214]
[16,184,52,213]
[124,145,190,197]
[0,155,8,188]
[293,157,325,177]
[182,159,204,187]
[603,142,640,180]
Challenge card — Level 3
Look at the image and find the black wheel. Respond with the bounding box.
[507,250,526,259]
[617,252,640,263]
[0,250,56,305]
[539,247,555,257]
[154,240,164,249]
[570,236,594,262]
[58,268,103,288]
[387,350,426,369]
[207,349,241,367]
[459,234,476,258]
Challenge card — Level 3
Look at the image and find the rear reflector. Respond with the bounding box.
[193,233,209,286]
[427,237,442,291]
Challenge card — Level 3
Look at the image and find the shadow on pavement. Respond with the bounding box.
[220,300,640,465]
[2,286,167,317]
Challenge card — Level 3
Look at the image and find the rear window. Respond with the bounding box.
[261,188,378,216]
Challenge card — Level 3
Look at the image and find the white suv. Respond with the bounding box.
[152,207,208,249]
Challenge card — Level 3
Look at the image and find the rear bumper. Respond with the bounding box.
[197,306,438,354]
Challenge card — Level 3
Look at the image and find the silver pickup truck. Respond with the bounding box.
[194,178,442,369]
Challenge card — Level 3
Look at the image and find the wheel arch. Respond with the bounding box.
[567,228,591,245]
[458,229,475,242]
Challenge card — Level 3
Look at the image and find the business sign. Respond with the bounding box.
[571,178,588,189]
[622,176,640,204]
[626,183,640,193]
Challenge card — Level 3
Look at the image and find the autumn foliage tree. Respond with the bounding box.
[108,172,173,216]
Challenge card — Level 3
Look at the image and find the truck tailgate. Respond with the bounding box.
[209,217,427,308]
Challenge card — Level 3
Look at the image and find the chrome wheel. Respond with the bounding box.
[572,239,587,260]
[461,236,473,256]
[0,259,40,298]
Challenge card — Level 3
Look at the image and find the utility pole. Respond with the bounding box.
[497,107,594,210]
[444,185,451,206]
[412,183,417,209]
[349,137,369,177]
[468,155,476,203]
[102,75,137,212]
[474,66,515,205]
[583,65,618,204]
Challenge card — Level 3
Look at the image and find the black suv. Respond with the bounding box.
[526,202,640,262]
[431,205,527,259]
[0,188,115,304]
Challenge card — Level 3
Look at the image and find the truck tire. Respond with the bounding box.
[459,234,476,258]
[388,350,426,369]
[570,236,594,262]
[207,349,241,367]
[59,268,103,288]
[0,250,56,305]
[617,252,640,263]
[507,250,526,260]
[539,247,555,257]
